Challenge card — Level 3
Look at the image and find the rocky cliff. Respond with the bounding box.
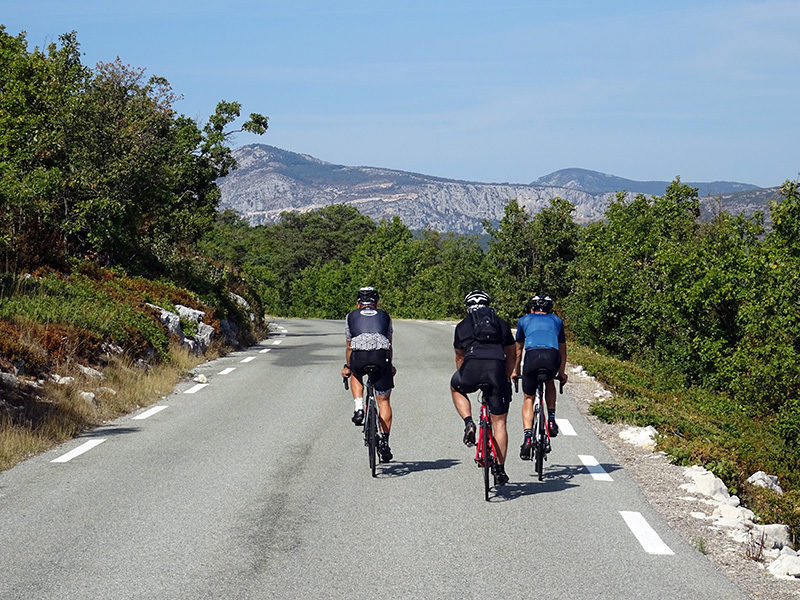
[218,145,776,233]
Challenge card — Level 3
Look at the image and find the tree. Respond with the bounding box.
[0,28,269,273]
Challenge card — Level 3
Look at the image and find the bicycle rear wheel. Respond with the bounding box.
[366,398,378,478]
[534,404,545,481]
[481,420,492,501]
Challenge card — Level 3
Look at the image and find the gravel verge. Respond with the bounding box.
[568,363,800,600]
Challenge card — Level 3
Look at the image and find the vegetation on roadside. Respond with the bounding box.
[0,27,268,469]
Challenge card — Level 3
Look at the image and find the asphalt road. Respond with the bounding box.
[0,318,749,599]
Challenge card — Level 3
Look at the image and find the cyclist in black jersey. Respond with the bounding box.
[341,287,395,462]
[450,290,517,486]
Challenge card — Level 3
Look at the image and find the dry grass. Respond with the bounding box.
[0,342,204,471]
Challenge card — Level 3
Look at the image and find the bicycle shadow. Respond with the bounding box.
[488,460,622,502]
[378,458,461,478]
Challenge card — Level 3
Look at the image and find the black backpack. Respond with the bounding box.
[470,306,503,344]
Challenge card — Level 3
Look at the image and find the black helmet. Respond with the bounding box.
[357,286,379,305]
[531,294,554,313]
[464,289,491,311]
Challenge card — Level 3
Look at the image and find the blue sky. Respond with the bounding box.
[4,1,798,187]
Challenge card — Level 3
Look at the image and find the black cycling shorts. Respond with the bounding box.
[350,349,393,394]
[450,358,511,415]
[521,348,561,395]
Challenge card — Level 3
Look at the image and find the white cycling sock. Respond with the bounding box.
[354,396,364,411]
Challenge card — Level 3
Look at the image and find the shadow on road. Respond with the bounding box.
[378,458,461,478]
[81,426,141,438]
[488,461,621,502]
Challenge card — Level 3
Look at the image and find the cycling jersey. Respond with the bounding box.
[453,312,515,361]
[345,307,392,351]
[515,313,565,350]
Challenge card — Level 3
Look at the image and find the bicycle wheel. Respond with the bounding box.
[366,398,378,478]
[481,420,492,501]
[534,404,545,481]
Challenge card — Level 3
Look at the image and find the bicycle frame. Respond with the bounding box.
[474,396,496,467]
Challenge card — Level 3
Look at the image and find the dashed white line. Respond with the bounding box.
[240,356,256,363]
[271,339,283,345]
[620,511,675,555]
[218,367,236,375]
[555,418,577,436]
[132,406,168,420]
[578,454,613,481]
[184,383,208,394]
[51,439,106,463]
[259,348,271,354]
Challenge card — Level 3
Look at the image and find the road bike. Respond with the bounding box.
[527,370,565,481]
[474,384,497,502]
[344,364,383,477]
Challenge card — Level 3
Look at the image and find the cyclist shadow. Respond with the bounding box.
[490,462,620,501]
[379,458,461,478]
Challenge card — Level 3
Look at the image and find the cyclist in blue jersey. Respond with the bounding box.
[341,287,395,462]
[511,294,568,461]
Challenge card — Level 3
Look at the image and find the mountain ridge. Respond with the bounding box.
[218,144,777,233]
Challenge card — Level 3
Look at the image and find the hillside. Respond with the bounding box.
[218,144,779,232]
[532,167,760,197]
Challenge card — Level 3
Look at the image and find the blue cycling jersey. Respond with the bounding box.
[515,313,565,350]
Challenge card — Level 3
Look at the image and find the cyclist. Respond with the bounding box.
[512,294,568,461]
[341,287,395,462]
[450,290,517,486]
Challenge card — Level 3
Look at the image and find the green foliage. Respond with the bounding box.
[0,271,169,360]
[0,27,268,273]
[485,197,579,321]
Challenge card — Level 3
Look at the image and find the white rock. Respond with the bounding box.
[175,304,205,323]
[80,391,97,404]
[52,375,75,385]
[680,466,730,502]
[0,372,19,388]
[768,554,800,578]
[781,546,798,557]
[619,425,658,450]
[712,503,755,523]
[570,366,588,377]
[77,364,105,379]
[753,524,792,550]
[690,511,709,520]
[747,471,784,495]
[193,374,208,384]
[726,495,741,507]
[98,387,117,396]
[593,389,613,401]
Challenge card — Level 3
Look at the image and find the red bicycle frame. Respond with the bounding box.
[474,400,496,466]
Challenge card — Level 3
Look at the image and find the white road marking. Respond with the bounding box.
[132,406,168,420]
[620,511,675,555]
[578,454,613,481]
[260,348,271,354]
[272,339,283,345]
[555,418,577,436]
[184,383,208,394]
[240,356,256,363]
[218,367,236,375]
[51,439,106,463]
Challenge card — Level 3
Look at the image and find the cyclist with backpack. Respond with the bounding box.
[512,294,568,461]
[450,290,517,486]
